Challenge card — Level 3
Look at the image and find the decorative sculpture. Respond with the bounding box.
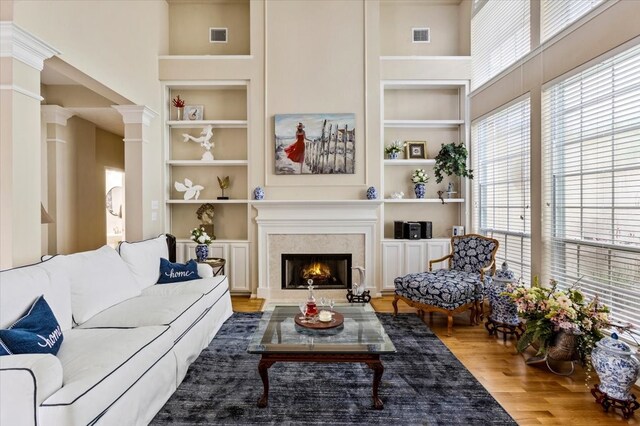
[174,178,204,200]
[217,176,230,200]
[347,266,371,303]
[196,203,216,240]
[182,125,214,161]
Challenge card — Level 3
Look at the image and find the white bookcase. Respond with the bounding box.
[381,239,451,291]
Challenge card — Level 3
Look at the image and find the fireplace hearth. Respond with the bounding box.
[281,253,352,290]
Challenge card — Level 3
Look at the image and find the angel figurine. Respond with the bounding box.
[182,125,214,161]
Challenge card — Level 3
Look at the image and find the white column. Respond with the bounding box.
[41,105,74,255]
[0,22,59,268]
[112,105,158,242]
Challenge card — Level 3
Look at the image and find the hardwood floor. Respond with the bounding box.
[231,295,639,425]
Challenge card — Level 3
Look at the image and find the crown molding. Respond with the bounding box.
[41,105,74,125]
[0,22,60,71]
[112,105,159,126]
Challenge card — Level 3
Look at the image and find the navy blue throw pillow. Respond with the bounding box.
[0,295,64,356]
[157,258,200,284]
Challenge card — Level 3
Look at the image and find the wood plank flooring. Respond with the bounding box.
[231,295,639,425]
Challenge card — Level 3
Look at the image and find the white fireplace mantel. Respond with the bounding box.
[252,201,381,300]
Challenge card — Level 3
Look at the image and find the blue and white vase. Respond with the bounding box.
[388,152,399,160]
[591,336,640,401]
[414,183,426,199]
[366,186,378,200]
[253,186,265,200]
[195,244,209,262]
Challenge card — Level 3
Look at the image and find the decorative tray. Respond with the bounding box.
[294,312,344,329]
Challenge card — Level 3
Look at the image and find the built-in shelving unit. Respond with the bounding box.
[163,81,250,292]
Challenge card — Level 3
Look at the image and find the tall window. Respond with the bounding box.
[473,97,531,280]
[471,0,530,90]
[543,44,640,329]
[541,0,605,42]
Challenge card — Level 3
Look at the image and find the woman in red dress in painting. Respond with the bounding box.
[285,122,311,173]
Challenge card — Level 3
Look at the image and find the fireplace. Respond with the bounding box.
[281,253,352,290]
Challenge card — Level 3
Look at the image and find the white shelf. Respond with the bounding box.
[166,199,249,204]
[167,160,248,167]
[384,159,436,166]
[167,120,247,128]
[384,198,465,203]
[383,119,464,128]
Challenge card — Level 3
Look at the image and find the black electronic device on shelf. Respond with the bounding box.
[418,221,432,239]
[394,221,432,240]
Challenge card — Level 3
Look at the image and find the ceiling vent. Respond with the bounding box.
[209,28,228,43]
[412,28,431,43]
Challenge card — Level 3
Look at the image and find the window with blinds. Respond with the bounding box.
[471,0,530,90]
[473,97,531,281]
[541,0,604,42]
[543,44,640,330]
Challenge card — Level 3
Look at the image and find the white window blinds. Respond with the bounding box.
[473,97,531,280]
[543,44,640,330]
[541,0,604,42]
[471,0,530,90]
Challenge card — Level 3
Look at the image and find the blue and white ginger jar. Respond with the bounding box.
[487,262,519,325]
[414,183,425,199]
[366,186,378,200]
[195,244,209,262]
[591,336,640,401]
[253,186,265,200]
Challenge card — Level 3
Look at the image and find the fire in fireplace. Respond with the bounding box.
[281,253,352,290]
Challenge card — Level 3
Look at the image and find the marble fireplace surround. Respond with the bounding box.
[253,201,380,301]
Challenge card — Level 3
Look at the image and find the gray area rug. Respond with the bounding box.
[151,313,516,425]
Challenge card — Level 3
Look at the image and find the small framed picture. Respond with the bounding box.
[184,105,204,121]
[405,141,427,159]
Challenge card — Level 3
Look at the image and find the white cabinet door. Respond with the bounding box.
[381,241,403,291]
[427,240,451,270]
[229,243,250,292]
[404,241,427,274]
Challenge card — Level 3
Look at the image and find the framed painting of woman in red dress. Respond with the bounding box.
[274,113,356,175]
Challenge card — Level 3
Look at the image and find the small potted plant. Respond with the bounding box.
[190,227,212,261]
[411,168,429,199]
[434,142,473,183]
[172,95,186,120]
[384,140,403,160]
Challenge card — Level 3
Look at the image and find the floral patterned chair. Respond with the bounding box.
[392,234,499,336]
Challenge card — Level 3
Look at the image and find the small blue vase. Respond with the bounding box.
[366,186,377,200]
[388,152,399,160]
[195,244,209,262]
[253,186,265,200]
[414,183,426,199]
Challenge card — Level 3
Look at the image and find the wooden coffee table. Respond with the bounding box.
[247,304,396,409]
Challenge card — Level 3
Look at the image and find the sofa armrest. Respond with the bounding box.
[197,263,214,278]
[0,354,63,425]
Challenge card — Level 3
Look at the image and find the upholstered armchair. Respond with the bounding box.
[393,234,499,336]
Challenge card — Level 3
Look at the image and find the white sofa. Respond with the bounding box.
[0,236,233,426]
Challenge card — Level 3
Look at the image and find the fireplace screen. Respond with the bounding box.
[281,253,352,290]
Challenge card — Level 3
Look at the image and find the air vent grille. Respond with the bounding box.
[209,28,228,43]
[412,28,431,43]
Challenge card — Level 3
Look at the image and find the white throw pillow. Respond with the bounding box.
[118,236,169,290]
[40,246,141,325]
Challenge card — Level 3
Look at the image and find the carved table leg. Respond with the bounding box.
[257,357,274,408]
[367,359,385,410]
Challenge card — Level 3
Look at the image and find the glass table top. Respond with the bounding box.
[247,304,396,354]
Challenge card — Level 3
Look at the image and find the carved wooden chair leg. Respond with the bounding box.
[447,314,453,336]
[392,295,399,317]
[469,305,476,325]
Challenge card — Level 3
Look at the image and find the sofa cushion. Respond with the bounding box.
[0,264,73,331]
[40,245,141,325]
[77,293,210,343]
[0,296,64,355]
[40,326,174,425]
[118,236,168,290]
[157,258,200,284]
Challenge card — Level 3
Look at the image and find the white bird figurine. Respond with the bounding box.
[182,125,214,161]
[352,266,366,295]
[174,178,204,200]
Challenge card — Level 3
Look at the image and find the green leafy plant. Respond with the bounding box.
[433,142,473,183]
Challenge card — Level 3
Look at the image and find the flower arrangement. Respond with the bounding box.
[411,168,429,184]
[190,227,212,245]
[504,279,609,364]
[172,95,186,108]
[384,140,404,155]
